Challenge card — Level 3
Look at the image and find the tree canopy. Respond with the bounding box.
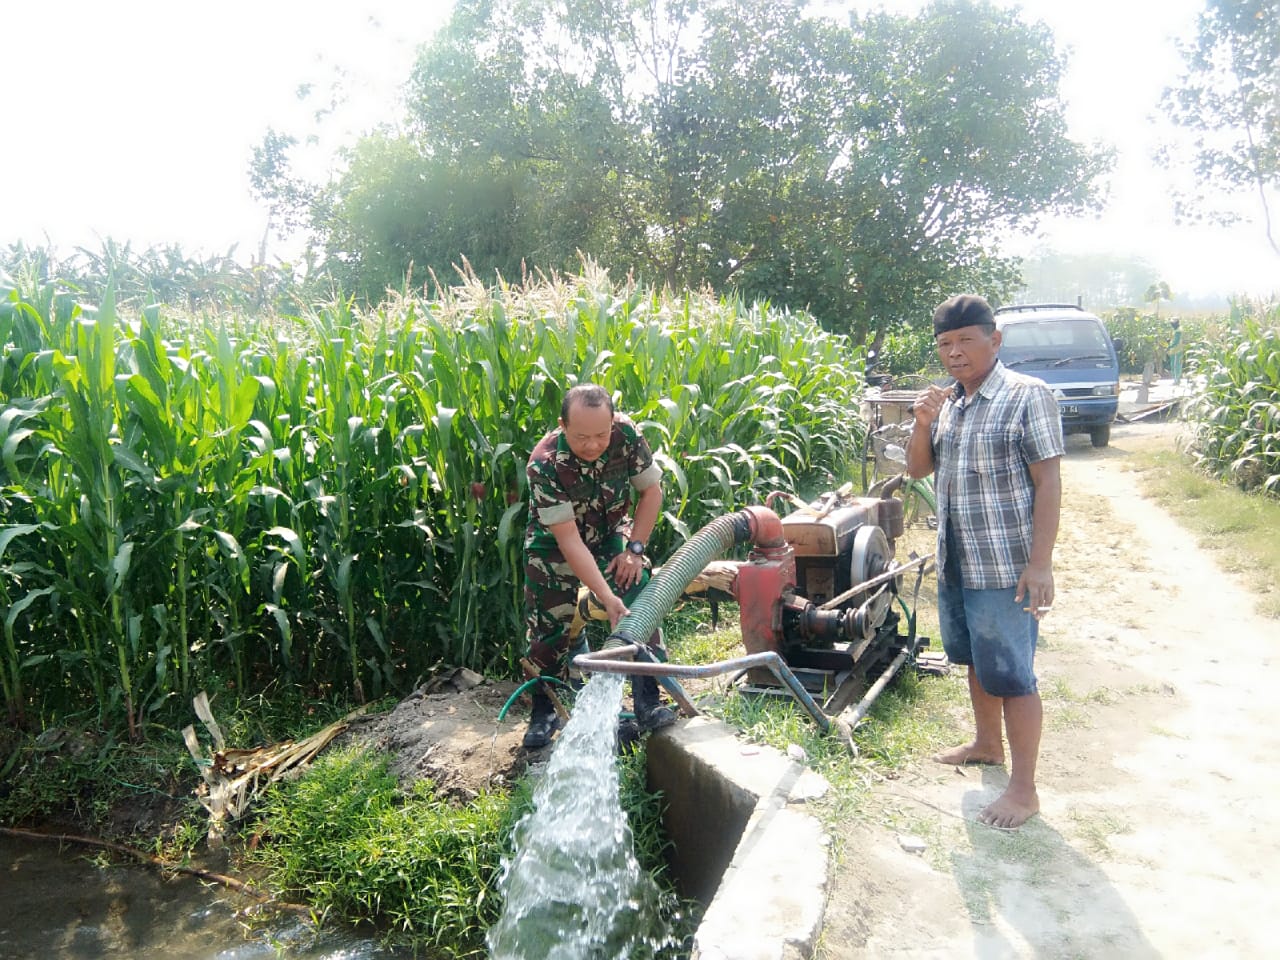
[1162,0,1280,257]
[266,0,1108,339]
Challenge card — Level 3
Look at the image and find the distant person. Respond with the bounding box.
[520,384,676,749]
[1168,319,1184,386]
[906,294,1064,829]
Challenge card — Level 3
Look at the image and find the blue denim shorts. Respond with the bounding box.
[937,583,1039,697]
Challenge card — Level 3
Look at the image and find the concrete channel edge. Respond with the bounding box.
[646,716,832,960]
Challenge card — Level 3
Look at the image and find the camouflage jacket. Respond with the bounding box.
[524,413,662,555]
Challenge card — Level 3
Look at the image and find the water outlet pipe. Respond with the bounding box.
[583,506,781,713]
[575,644,830,732]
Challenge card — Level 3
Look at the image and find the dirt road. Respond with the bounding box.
[821,420,1280,958]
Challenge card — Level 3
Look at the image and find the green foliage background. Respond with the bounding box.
[1101,308,1191,375]
[873,322,944,378]
[1186,301,1280,496]
[0,267,868,731]
[255,0,1107,340]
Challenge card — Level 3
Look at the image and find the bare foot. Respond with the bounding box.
[978,787,1040,829]
[933,742,1005,766]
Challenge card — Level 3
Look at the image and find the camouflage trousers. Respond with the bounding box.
[524,534,666,675]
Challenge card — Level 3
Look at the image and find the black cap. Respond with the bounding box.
[933,294,995,336]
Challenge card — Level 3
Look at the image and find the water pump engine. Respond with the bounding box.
[689,489,929,712]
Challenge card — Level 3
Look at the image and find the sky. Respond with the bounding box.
[3,0,1276,300]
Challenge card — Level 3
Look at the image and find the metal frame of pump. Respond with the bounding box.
[573,493,936,745]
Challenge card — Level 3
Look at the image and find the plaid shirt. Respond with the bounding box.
[930,361,1064,589]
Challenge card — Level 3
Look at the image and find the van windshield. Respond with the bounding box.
[1000,318,1111,369]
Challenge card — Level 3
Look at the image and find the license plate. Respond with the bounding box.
[1061,405,1079,416]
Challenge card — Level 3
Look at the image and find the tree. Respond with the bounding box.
[299,0,1109,339]
[249,128,321,250]
[1162,0,1280,257]
[1144,280,1173,318]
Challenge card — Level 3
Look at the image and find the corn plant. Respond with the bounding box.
[1,270,869,730]
[1186,304,1280,496]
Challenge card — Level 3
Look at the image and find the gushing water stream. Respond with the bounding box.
[486,673,674,959]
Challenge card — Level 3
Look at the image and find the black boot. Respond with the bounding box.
[633,676,677,733]
[522,683,561,749]
[615,717,642,754]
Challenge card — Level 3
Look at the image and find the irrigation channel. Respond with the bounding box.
[1,676,667,960]
[1,675,675,959]
[0,834,410,959]
[487,671,675,959]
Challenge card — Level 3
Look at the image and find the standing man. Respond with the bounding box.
[521,383,676,749]
[907,295,1064,829]
[1168,318,1184,386]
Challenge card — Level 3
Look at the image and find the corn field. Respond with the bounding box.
[1186,302,1280,497]
[0,268,869,733]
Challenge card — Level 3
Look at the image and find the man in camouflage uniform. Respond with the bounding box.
[522,383,675,749]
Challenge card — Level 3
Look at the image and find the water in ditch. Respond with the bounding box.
[0,834,409,959]
[486,672,674,960]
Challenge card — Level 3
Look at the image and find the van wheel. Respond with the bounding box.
[1090,425,1111,448]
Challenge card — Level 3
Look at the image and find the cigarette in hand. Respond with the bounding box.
[1023,606,1052,612]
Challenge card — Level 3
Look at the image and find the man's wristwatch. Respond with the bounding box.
[626,539,646,557]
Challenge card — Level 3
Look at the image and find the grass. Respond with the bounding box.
[247,746,524,956]
[659,515,963,841]
[1128,444,1280,618]
[670,620,971,841]
[1067,806,1133,858]
[1040,677,1124,707]
[0,728,202,844]
[244,740,695,958]
[0,687,367,860]
[664,616,745,668]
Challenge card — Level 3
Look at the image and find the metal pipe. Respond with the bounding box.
[575,644,831,734]
[817,552,934,611]
[839,646,912,728]
[601,506,783,716]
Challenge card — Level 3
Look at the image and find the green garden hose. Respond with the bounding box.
[497,675,572,722]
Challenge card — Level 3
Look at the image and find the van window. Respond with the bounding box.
[1002,319,1108,352]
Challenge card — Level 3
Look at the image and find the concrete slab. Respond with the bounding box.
[693,804,829,960]
[646,717,831,960]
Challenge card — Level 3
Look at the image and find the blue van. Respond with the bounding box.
[994,303,1121,448]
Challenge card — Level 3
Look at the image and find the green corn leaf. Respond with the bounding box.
[265,526,307,574]
[496,502,525,548]
[336,554,355,596]
[5,586,57,646]
[109,541,134,596]
[0,524,43,561]
[213,529,250,591]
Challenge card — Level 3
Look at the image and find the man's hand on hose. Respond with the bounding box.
[602,592,629,628]
[606,549,646,591]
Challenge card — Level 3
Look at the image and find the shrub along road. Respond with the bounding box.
[819,420,1280,958]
